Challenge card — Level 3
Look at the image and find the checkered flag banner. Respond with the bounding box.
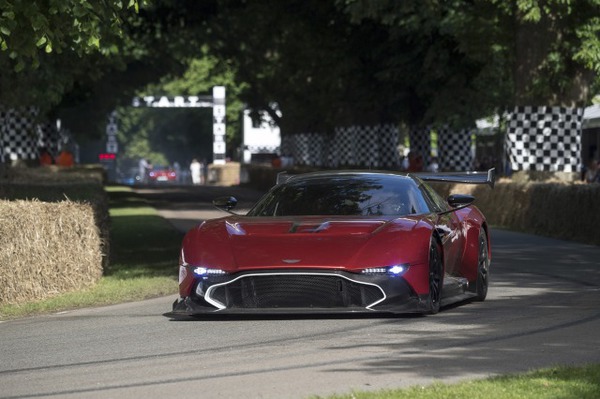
[329,124,399,168]
[438,127,473,172]
[37,122,60,157]
[293,133,324,166]
[282,125,399,169]
[506,106,583,173]
[331,126,356,167]
[0,106,39,163]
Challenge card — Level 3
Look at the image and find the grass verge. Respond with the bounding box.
[0,185,183,319]
[315,364,600,399]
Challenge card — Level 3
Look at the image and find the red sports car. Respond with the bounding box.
[169,169,494,316]
[148,167,177,183]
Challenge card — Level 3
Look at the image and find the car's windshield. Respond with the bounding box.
[247,175,430,217]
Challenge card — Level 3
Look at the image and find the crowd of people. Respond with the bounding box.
[38,147,75,167]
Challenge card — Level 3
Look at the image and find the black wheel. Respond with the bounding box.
[427,239,444,314]
[475,230,490,301]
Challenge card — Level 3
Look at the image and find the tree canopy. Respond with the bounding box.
[2,0,599,163]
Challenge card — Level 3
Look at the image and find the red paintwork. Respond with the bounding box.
[179,205,488,298]
[149,169,177,182]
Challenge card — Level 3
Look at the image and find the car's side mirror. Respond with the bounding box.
[447,194,475,208]
[213,196,238,213]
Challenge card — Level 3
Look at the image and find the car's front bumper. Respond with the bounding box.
[166,270,431,317]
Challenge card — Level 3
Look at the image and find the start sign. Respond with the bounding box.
[128,87,226,164]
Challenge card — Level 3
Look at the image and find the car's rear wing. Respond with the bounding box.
[276,171,294,185]
[413,168,495,188]
[277,168,495,187]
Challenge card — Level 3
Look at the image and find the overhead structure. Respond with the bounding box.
[129,86,227,164]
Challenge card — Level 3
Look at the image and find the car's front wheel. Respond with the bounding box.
[427,239,444,314]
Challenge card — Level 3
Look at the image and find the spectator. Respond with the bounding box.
[173,161,181,183]
[190,158,202,185]
[584,159,599,183]
[427,157,439,173]
[138,158,150,183]
[407,152,424,172]
[56,149,74,167]
[38,147,53,166]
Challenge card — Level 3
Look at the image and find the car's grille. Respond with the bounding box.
[207,273,384,309]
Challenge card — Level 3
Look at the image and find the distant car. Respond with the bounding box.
[116,167,140,186]
[168,169,494,317]
[148,167,177,183]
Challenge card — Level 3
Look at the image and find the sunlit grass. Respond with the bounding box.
[314,364,600,399]
[0,186,183,319]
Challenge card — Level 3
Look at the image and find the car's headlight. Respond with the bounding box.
[193,267,228,276]
[361,264,409,276]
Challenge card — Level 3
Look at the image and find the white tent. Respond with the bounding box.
[583,104,600,129]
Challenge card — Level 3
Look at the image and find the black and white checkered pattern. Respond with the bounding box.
[0,107,39,163]
[378,124,400,168]
[246,145,280,153]
[37,122,61,157]
[356,126,380,168]
[294,133,325,166]
[331,126,356,166]
[281,125,399,169]
[506,106,583,173]
[438,127,473,172]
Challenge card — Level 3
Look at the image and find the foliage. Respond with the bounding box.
[207,0,403,134]
[341,0,600,109]
[0,0,139,71]
[0,0,141,116]
[2,0,599,148]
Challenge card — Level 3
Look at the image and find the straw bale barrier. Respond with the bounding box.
[0,200,103,304]
[0,166,110,270]
[430,180,600,246]
[1,164,106,184]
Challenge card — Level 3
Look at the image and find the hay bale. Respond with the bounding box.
[1,164,106,185]
[431,180,600,246]
[0,178,110,270]
[0,200,103,304]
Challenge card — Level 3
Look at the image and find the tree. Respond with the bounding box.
[0,1,144,166]
[341,0,600,109]
[0,0,139,72]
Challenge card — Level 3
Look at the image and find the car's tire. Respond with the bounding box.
[427,238,444,314]
[475,230,490,301]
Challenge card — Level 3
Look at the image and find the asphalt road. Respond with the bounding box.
[1,185,599,399]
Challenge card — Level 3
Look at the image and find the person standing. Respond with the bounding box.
[38,147,53,166]
[190,158,202,185]
[138,158,149,184]
[584,159,599,183]
[173,161,181,183]
[56,149,74,167]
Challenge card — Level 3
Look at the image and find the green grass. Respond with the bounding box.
[0,185,183,319]
[315,364,600,399]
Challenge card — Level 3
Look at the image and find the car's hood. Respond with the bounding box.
[185,216,426,272]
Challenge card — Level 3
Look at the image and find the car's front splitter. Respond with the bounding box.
[166,270,431,317]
